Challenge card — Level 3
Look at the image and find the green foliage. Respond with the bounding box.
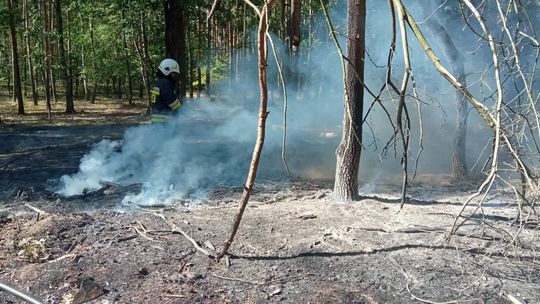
[0,0,335,99]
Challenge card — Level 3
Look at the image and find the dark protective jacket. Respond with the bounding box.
[150,77,181,123]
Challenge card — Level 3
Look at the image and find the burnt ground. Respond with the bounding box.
[1,102,539,304]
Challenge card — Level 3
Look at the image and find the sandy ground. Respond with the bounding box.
[0,103,539,304]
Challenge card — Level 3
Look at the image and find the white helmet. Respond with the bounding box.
[158,58,180,76]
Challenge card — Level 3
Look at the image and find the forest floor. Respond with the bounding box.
[0,100,539,304]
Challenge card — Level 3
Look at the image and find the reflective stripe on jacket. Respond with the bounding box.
[151,113,171,123]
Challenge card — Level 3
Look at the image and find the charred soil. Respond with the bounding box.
[0,102,539,304]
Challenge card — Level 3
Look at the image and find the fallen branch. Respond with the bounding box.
[504,292,525,304]
[211,273,265,285]
[169,222,211,257]
[48,243,82,263]
[388,256,474,304]
[149,211,213,258]
[127,225,157,243]
[211,273,315,286]
[163,294,187,299]
[24,203,49,216]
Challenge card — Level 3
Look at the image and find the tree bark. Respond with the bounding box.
[164,0,187,98]
[197,14,203,98]
[121,4,134,104]
[8,0,25,115]
[205,17,212,95]
[423,2,468,180]
[90,19,97,103]
[55,0,75,113]
[334,0,366,201]
[81,44,89,101]
[219,0,275,259]
[23,0,38,106]
[187,18,194,99]
[41,0,52,118]
[133,11,152,112]
[290,0,301,52]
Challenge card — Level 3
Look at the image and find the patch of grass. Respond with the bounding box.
[16,237,48,263]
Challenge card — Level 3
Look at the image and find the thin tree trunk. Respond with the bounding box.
[7,0,25,115]
[23,0,38,106]
[132,11,152,112]
[205,17,212,95]
[90,19,97,103]
[228,20,233,90]
[41,0,52,118]
[187,18,194,99]
[197,14,203,98]
[422,2,468,180]
[49,0,57,104]
[334,0,366,201]
[141,12,152,109]
[81,44,89,101]
[121,4,134,104]
[164,0,186,98]
[282,0,288,40]
[56,0,75,113]
[290,0,301,52]
[219,0,275,260]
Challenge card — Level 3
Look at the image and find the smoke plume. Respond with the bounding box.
[57,2,501,204]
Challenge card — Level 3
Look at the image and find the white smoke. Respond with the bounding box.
[56,101,266,205]
[56,2,502,205]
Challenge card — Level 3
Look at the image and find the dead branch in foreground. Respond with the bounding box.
[127,202,213,258]
[218,0,275,260]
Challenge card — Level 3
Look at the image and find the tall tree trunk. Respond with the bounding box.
[56,0,75,113]
[164,0,186,98]
[334,0,366,201]
[23,0,38,106]
[121,4,134,104]
[49,0,57,104]
[133,11,152,112]
[197,14,203,98]
[66,4,75,99]
[7,0,25,115]
[205,18,212,95]
[90,19,97,103]
[19,29,27,98]
[41,0,52,118]
[423,2,468,180]
[81,44,89,101]
[290,0,301,52]
[187,18,194,99]
[141,12,152,109]
[281,0,288,40]
[228,20,233,90]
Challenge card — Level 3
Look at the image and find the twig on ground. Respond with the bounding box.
[126,201,212,257]
[127,225,156,242]
[149,211,213,258]
[48,243,82,263]
[162,294,187,299]
[388,256,475,304]
[23,204,49,216]
[125,221,165,250]
[504,292,525,304]
[211,273,265,285]
[211,273,315,286]
[117,235,137,242]
[168,222,212,257]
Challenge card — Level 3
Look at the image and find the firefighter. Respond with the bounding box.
[150,58,182,123]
